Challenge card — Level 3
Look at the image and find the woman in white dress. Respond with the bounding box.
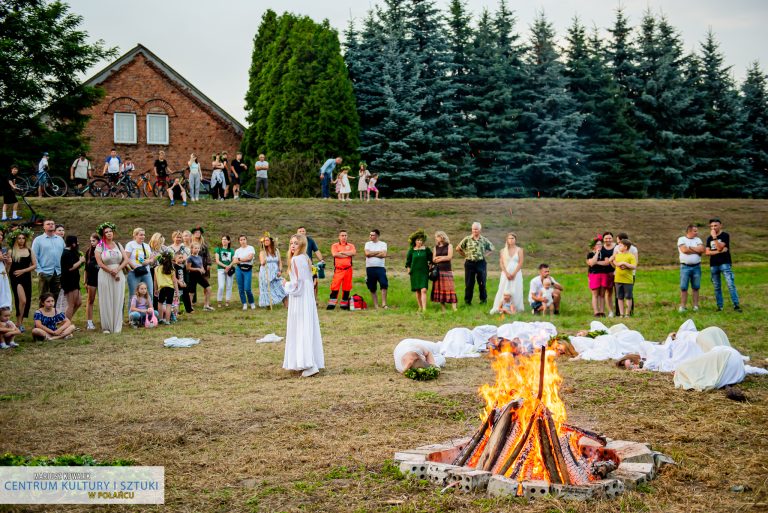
[490,233,524,314]
[94,223,128,334]
[282,234,324,377]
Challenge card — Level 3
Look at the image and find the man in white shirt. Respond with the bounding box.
[254,153,269,199]
[528,263,563,315]
[102,149,121,183]
[677,224,705,312]
[70,153,92,191]
[364,229,388,309]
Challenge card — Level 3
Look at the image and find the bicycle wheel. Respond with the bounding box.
[113,185,132,199]
[15,177,32,197]
[44,176,68,197]
[154,180,167,198]
[123,178,140,198]
[88,178,110,197]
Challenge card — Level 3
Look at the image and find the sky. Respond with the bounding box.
[70,0,768,125]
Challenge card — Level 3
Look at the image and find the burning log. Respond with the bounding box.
[545,411,571,485]
[537,416,562,484]
[452,409,497,467]
[561,423,608,446]
[476,400,522,471]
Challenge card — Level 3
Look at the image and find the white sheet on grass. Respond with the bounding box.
[163,337,200,348]
[257,333,284,343]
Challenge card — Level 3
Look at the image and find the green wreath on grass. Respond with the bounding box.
[404,366,441,381]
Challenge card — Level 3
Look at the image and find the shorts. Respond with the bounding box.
[73,177,88,187]
[367,185,378,192]
[530,301,543,311]
[589,273,613,289]
[2,190,17,205]
[679,264,701,291]
[37,172,49,185]
[106,173,120,183]
[615,282,634,300]
[230,173,240,185]
[366,267,388,292]
[170,183,184,199]
[188,273,210,290]
[158,287,175,305]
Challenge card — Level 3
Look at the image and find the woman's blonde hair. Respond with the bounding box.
[289,234,307,267]
[132,227,145,238]
[434,231,450,245]
[11,233,31,262]
[149,233,165,251]
[182,230,192,240]
[171,230,183,242]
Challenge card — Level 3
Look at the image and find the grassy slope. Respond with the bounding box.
[1,198,767,513]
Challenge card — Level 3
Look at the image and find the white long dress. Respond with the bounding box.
[0,259,12,310]
[282,254,324,374]
[489,248,524,314]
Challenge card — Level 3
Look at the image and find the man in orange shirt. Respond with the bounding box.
[328,230,356,310]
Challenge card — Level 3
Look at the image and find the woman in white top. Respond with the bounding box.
[187,154,202,202]
[282,234,324,377]
[233,234,256,309]
[490,233,524,314]
[124,227,155,301]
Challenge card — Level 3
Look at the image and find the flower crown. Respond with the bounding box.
[8,227,33,242]
[340,165,351,172]
[97,222,117,237]
[259,231,277,245]
[590,234,603,248]
[190,226,204,234]
[408,229,427,247]
[155,250,175,265]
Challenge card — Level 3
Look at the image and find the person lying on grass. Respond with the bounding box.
[0,306,21,348]
[393,339,445,375]
[32,293,75,341]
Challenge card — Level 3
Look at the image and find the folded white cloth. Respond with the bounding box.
[257,333,284,343]
[163,337,200,348]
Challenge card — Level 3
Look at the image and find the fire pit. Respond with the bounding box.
[394,344,672,500]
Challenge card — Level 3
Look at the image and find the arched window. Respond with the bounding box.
[143,99,176,145]
[107,97,140,144]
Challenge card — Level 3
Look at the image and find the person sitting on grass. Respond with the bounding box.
[129,282,158,328]
[497,293,515,315]
[530,277,555,315]
[32,293,75,341]
[0,306,21,349]
[168,176,187,207]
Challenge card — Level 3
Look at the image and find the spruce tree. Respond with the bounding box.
[739,62,768,197]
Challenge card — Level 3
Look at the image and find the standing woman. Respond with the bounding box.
[258,233,287,308]
[148,232,165,311]
[586,237,605,317]
[405,229,432,312]
[188,154,202,202]
[356,162,370,201]
[210,154,225,200]
[60,235,85,321]
[169,230,188,256]
[83,233,99,330]
[489,233,525,314]
[191,226,211,280]
[220,151,230,199]
[0,230,13,310]
[94,222,128,334]
[233,234,256,309]
[9,228,36,331]
[431,231,457,311]
[215,235,235,307]
[599,232,617,318]
[282,234,324,377]
[124,228,154,302]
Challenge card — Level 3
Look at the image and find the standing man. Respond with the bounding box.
[327,230,356,310]
[365,229,388,309]
[32,219,65,298]
[456,222,494,305]
[70,153,92,192]
[37,152,50,197]
[528,264,564,315]
[230,152,246,200]
[254,153,269,199]
[705,218,741,312]
[1,165,21,221]
[153,150,168,187]
[320,157,342,199]
[297,226,323,298]
[677,224,704,312]
[102,149,122,184]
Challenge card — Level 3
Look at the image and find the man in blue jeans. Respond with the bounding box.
[677,224,705,312]
[319,157,342,199]
[705,218,741,312]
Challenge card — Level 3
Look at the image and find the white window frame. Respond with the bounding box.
[146,113,169,145]
[113,112,137,144]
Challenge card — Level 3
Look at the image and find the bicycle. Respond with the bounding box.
[153,170,187,198]
[134,170,156,198]
[98,172,140,198]
[17,168,68,198]
[68,178,109,197]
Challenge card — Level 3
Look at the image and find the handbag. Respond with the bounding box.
[132,244,149,276]
[428,264,439,281]
[227,266,236,277]
[238,264,253,272]
[144,307,158,328]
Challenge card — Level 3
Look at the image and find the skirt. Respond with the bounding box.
[431,269,457,304]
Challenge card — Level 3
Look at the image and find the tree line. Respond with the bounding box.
[339,0,768,198]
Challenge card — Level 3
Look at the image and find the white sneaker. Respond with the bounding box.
[607,311,615,318]
[0,342,9,349]
[242,304,248,310]
[678,306,686,313]
[250,303,256,310]
[692,306,699,312]
[86,321,96,330]
[8,341,18,348]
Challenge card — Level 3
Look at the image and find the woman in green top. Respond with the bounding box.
[215,235,235,307]
[405,229,433,312]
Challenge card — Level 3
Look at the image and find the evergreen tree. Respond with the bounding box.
[243,11,359,195]
[740,62,768,197]
[0,0,115,171]
[687,30,747,197]
[519,13,588,197]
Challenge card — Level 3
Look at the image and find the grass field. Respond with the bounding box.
[1,198,767,513]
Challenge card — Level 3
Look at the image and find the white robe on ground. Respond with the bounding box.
[393,339,445,373]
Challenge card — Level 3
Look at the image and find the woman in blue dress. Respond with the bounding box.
[258,233,287,308]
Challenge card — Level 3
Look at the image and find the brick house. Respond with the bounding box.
[82,44,244,175]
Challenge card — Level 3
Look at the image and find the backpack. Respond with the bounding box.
[144,308,158,328]
[351,294,367,310]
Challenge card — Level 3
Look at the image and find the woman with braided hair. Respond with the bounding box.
[94,222,128,333]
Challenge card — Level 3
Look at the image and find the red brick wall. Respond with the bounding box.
[82,53,242,175]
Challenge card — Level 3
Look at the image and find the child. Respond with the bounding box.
[338,167,351,201]
[610,239,637,317]
[173,252,189,315]
[356,162,370,201]
[0,306,20,348]
[498,293,515,315]
[332,171,342,200]
[155,253,178,325]
[367,173,380,201]
[186,243,213,311]
[120,156,135,177]
[541,278,555,315]
[129,282,158,328]
[32,293,75,341]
